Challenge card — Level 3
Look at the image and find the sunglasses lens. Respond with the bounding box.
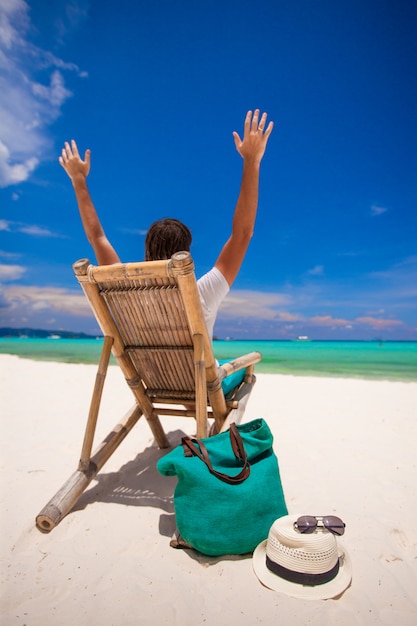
[295,515,317,533]
[323,515,346,535]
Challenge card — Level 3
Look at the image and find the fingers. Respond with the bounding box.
[263,120,274,139]
[59,148,68,166]
[84,148,91,168]
[59,140,87,165]
[234,109,274,160]
[257,112,267,132]
[71,139,80,158]
[232,130,242,149]
[60,141,72,164]
[244,109,274,136]
[244,110,252,126]
[251,109,260,132]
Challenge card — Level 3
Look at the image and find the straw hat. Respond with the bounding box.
[253,514,352,600]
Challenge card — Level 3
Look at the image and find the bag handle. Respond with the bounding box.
[182,423,251,485]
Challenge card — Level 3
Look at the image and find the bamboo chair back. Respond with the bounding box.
[99,272,195,400]
[73,251,227,440]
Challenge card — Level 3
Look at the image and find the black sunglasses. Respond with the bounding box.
[294,515,346,536]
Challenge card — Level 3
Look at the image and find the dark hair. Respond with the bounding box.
[144,218,192,261]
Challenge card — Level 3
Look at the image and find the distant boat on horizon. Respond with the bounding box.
[296,335,310,341]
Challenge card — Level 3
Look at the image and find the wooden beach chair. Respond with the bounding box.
[36,251,261,532]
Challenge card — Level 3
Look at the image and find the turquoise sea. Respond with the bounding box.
[0,338,416,382]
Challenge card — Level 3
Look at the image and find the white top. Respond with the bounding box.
[197,266,229,339]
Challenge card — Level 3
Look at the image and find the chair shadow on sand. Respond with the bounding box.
[71,429,187,538]
[70,427,251,565]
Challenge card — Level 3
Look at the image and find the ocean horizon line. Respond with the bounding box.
[1,335,416,382]
[1,328,416,343]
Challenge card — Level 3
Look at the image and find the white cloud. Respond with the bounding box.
[215,280,414,337]
[355,316,404,330]
[367,255,417,297]
[310,314,350,327]
[31,69,72,108]
[121,228,148,236]
[220,290,292,321]
[0,139,38,185]
[0,0,87,187]
[0,249,20,259]
[337,250,366,257]
[307,265,324,276]
[371,204,388,216]
[0,219,63,237]
[1,285,92,316]
[0,263,26,280]
[0,0,28,49]
[393,255,417,269]
[17,223,63,237]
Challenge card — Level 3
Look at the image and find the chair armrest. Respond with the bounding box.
[217,351,262,381]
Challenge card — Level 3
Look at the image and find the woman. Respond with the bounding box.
[59,109,274,339]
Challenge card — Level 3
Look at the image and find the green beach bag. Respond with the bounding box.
[156,418,288,556]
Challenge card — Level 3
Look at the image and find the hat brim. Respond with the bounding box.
[253,539,352,600]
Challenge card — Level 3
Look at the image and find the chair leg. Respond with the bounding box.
[36,404,143,533]
[193,333,208,438]
[79,336,113,470]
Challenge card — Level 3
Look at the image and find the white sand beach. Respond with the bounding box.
[1,354,416,625]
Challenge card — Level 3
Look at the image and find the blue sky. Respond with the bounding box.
[1,0,416,340]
